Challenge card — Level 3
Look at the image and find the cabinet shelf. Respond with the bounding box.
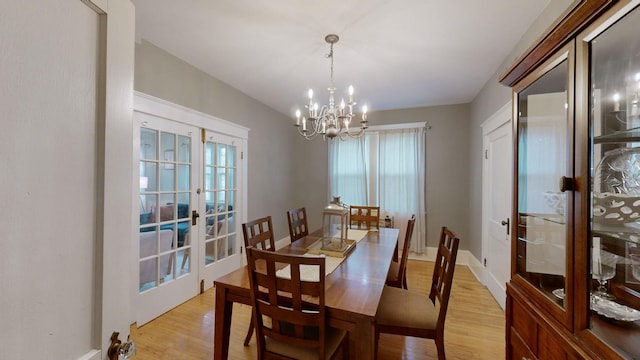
[592,222,640,244]
[594,126,640,144]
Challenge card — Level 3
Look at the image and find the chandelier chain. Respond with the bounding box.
[328,42,334,86]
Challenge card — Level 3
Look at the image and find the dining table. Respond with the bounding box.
[213,226,400,359]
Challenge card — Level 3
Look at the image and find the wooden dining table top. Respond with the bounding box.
[215,227,399,317]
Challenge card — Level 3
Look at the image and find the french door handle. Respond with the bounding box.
[191,210,200,225]
[501,218,510,235]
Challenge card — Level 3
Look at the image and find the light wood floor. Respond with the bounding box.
[130,260,505,359]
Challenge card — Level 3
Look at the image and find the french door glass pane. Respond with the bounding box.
[204,139,237,265]
[178,135,191,163]
[139,126,193,292]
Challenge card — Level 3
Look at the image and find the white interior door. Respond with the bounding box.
[2,0,134,358]
[482,104,512,310]
[199,130,244,289]
[135,112,201,325]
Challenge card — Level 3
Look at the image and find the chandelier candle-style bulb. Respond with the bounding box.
[293,34,370,141]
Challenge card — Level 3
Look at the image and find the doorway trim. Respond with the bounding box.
[480,101,512,309]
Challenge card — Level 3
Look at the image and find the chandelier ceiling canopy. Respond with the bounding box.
[294,34,369,141]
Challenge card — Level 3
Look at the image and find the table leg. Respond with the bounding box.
[354,317,375,359]
[214,285,233,360]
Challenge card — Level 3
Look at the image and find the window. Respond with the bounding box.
[329,124,426,253]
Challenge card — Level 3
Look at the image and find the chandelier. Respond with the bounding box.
[294,34,368,140]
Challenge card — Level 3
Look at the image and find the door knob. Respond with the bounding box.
[559,176,574,192]
[501,218,510,235]
[108,332,136,360]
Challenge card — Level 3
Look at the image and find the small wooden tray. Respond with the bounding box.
[307,238,357,258]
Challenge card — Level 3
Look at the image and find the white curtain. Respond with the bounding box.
[329,126,427,254]
[329,135,369,206]
[379,128,427,254]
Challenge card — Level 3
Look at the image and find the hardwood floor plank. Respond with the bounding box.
[130,259,505,359]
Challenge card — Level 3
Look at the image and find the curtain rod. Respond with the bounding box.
[364,122,428,132]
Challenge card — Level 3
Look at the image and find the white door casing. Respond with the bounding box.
[481,103,513,310]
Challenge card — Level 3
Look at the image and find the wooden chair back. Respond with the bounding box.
[349,205,380,230]
[388,215,416,289]
[240,216,276,347]
[286,207,309,243]
[430,226,460,329]
[246,247,331,359]
[242,216,276,251]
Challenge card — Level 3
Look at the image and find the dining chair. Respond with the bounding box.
[287,207,309,243]
[241,215,277,346]
[349,205,380,230]
[375,226,460,360]
[385,215,416,289]
[242,216,276,251]
[246,247,349,360]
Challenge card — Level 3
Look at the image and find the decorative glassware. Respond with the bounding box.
[592,250,619,299]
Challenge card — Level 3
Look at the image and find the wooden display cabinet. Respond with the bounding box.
[501,0,640,358]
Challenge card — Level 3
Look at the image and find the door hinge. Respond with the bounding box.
[241,151,244,160]
[484,258,487,267]
[484,149,488,159]
[201,128,206,144]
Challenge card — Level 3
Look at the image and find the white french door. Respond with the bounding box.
[136,112,201,325]
[199,130,243,288]
[133,94,248,325]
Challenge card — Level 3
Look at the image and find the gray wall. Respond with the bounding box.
[467,0,575,259]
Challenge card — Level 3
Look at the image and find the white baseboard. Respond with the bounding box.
[466,252,486,284]
[409,247,492,297]
[408,247,477,270]
[76,350,101,360]
[276,236,291,250]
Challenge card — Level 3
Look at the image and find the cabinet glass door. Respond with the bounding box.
[587,3,640,357]
[514,48,571,314]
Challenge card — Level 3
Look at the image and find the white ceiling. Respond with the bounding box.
[132,0,550,117]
